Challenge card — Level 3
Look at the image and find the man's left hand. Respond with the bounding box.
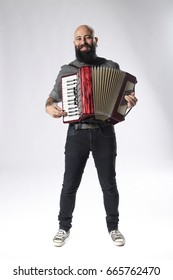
[125,92,138,108]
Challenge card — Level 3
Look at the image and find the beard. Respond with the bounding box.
[75,42,97,64]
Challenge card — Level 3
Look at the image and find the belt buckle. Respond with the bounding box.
[88,123,94,129]
[88,123,99,129]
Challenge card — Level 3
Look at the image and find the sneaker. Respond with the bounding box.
[53,229,70,247]
[110,229,125,246]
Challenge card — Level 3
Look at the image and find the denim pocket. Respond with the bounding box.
[67,125,80,136]
[98,125,115,138]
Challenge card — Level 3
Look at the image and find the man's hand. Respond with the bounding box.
[124,92,138,108]
[45,103,67,118]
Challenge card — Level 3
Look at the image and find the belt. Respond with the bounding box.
[73,122,111,130]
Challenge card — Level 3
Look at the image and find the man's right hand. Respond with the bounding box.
[45,104,67,118]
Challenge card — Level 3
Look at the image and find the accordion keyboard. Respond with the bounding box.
[62,74,80,122]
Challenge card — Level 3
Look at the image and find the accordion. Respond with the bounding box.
[62,66,137,124]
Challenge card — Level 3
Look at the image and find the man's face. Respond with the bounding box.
[73,27,98,63]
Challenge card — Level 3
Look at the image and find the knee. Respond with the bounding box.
[61,184,79,195]
[102,185,118,195]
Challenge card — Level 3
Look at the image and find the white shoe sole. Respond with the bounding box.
[53,233,70,247]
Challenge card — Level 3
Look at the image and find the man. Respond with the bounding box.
[45,25,138,247]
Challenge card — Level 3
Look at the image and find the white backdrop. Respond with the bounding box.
[0,0,173,279]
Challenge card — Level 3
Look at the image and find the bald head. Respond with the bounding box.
[74,25,95,39]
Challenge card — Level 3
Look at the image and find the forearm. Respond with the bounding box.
[45,96,57,107]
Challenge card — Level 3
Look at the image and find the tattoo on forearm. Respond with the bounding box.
[45,97,57,107]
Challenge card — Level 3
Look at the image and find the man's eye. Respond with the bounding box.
[85,35,92,39]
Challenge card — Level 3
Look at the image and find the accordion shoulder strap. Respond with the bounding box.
[68,58,107,69]
[68,63,79,69]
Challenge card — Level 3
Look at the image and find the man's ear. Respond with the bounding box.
[94,37,98,46]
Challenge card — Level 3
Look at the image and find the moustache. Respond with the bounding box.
[78,43,92,50]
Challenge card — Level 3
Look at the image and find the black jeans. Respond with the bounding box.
[58,124,119,232]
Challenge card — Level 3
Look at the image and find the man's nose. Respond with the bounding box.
[80,37,86,44]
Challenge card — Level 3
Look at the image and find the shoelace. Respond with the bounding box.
[111,230,122,239]
[56,230,66,238]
